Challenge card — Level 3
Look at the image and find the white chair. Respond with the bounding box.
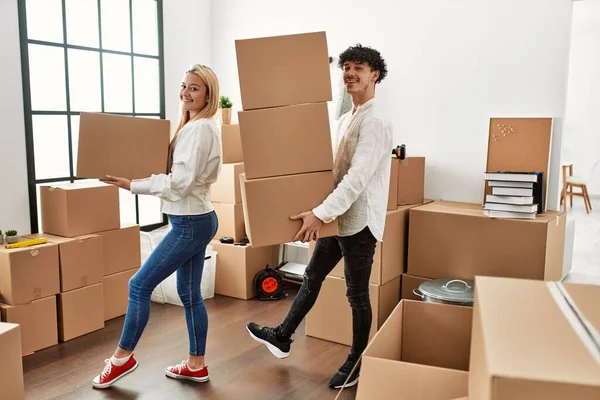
[561,160,599,214]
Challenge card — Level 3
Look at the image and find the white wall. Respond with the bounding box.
[163,0,212,127]
[0,1,31,235]
[211,0,573,208]
[563,0,600,196]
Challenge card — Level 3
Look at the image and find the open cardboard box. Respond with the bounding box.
[469,277,600,399]
[356,299,472,400]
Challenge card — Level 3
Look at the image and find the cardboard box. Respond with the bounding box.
[0,323,24,399]
[356,300,471,400]
[407,201,566,281]
[98,225,141,276]
[469,277,600,399]
[26,233,102,292]
[57,283,104,341]
[76,112,170,179]
[235,31,332,110]
[305,275,400,346]
[238,103,333,179]
[211,162,245,204]
[388,157,399,210]
[0,243,59,305]
[213,202,246,242]
[240,171,339,247]
[222,124,243,163]
[309,205,419,285]
[103,268,138,321]
[0,296,58,356]
[400,273,431,301]
[40,181,120,237]
[397,157,425,205]
[212,241,279,300]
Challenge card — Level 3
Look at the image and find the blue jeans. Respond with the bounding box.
[119,212,218,356]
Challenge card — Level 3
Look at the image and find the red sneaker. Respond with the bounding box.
[165,360,209,382]
[92,355,139,389]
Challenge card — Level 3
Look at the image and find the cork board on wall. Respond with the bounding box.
[485,118,553,209]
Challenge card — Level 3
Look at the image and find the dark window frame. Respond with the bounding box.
[17,0,167,233]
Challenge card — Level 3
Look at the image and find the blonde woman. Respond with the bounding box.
[94,64,222,388]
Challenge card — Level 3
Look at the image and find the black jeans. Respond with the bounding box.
[279,226,377,359]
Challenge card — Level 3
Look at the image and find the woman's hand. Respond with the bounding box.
[101,175,132,191]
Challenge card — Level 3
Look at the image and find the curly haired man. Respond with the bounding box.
[247,44,392,389]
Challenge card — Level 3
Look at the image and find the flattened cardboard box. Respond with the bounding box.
[98,225,141,276]
[0,323,24,400]
[77,112,170,179]
[103,268,139,321]
[212,202,246,243]
[407,201,566,281]
[0,296,58,356]
[305,275,400,346]
[240,171,339,247]
[309,204,426,285]
[212,241,279,300]
[0,243,60,305]
[26,233,103,292]
[235,31,332,110]
[356,300,471,400]
[397,156,425,205]
[221,124,243,163]
[40,181,120,237]
[469,277,600,400]
[238,103,333,179]
[58,283,104,342]
[210,162,245,204]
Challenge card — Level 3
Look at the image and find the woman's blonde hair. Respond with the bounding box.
[168,64,220,169]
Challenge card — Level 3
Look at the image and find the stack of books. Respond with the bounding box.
[483,172,544,219]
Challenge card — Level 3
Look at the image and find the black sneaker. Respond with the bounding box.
[329,356,360,389]
[246,322,292,359]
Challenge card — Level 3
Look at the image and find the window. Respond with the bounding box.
[18,0,166,233]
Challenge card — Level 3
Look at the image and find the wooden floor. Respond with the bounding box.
[23,286,358,400]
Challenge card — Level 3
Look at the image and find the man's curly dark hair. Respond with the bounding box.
[337,44,388,84]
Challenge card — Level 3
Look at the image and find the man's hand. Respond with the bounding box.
[100,175,132,191]
[290,211,323,243]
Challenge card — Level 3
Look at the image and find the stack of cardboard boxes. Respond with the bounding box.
[0,181,141,358]
[212,124,246,243]
[356,118,570,399]
[305,155,428,346]
[234,31,339,247]
[210,124,280,300]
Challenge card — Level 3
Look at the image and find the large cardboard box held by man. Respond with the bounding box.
[76,112,170,179]
[469,277,600,400]
[26,233,103,292]
[238,102,333,179]
[0,323,24,399]
[305,275,401,346]
[240,171,339,247]
[40,181,120,237]
[0,243,59,305]
[212,241,279,300]
[235,31,332,110]
[356,300,472,400]
[407,201,566,280]
[0,296,58,356]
